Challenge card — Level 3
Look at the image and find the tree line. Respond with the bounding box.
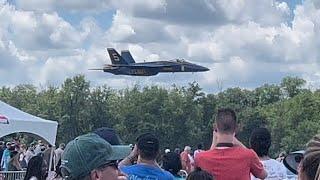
[0,75,319,157]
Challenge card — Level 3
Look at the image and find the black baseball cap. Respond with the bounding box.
[93,127,122,145]
[137,133,159,152]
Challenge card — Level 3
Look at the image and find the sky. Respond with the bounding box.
[1,0,320,93]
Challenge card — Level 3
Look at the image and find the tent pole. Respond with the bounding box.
[48,146,55,173]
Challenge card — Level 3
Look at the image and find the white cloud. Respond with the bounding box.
[106,11,136,42]
[46,13,85,47]
[2,0,320,92]
[0,1,101,85]
[39,56,84,85]
[15,0,54,12]
[15,0,111,12]
[276,1,290,15]
[111,0,291,26]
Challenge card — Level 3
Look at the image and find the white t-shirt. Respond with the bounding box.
[251,159,287,180]
[54,148,64,166]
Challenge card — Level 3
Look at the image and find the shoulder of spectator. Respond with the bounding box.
[119,164,130,172]
[248,148,259,158]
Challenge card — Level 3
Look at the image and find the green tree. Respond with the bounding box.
[58,75,90,142]
[1,75,318,156]
[88,86,115,129]
[281,76,306,98]
[253,84,281,106]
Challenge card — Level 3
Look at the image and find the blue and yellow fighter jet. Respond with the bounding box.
[90,48,209,76]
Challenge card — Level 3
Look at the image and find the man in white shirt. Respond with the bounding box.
[54,143,65,166]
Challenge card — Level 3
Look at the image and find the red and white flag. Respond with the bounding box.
[0,114,9,124]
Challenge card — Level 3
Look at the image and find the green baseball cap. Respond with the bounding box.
[61,133,131,180]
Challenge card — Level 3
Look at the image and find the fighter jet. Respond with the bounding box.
[89,48,209,76]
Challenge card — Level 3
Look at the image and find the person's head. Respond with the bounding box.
[93,127,122,145]
[215,108,237,134]
[6,142,11,148]
[249,128,271,157]
[60,133,130,180]
[59,143,65,150]
[162,152,182,177]
[24,155,48,180]
[197,143,203,150]
[174,148,181,154]
[186,167,214,180]
[136,133,159,161]
[184,146,191,154]
[8,144,15,151]
[40,145,46,152]
[298,134,320,180]
[0,141,4,148]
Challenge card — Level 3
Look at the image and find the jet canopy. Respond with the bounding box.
[170,58,187,63]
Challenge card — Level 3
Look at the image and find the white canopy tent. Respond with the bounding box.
[0,100,58,145]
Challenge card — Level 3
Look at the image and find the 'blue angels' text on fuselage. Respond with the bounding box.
[89,48,209,76]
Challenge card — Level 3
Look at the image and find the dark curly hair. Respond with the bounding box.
[162,152,182,176]
[24,155,48,180]
[249,128,271,157]
[187,167,214,180]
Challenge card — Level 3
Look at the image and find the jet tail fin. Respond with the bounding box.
[107,48,128,65]
[121,50,136,64]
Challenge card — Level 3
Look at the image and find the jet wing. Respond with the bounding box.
[88,68,104,70]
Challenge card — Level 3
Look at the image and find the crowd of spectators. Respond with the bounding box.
[0,137,66,180]
[1,108,320,180]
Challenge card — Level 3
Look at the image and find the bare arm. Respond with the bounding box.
[255,169,268,179]
[118,144,138,168]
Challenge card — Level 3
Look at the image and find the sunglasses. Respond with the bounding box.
[60,160,119,179]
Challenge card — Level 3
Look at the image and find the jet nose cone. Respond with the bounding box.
[199,66,209,71]
[203,67,209,71]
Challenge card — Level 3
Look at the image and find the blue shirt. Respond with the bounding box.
[121,164,174,180]
[1,149,10,171]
